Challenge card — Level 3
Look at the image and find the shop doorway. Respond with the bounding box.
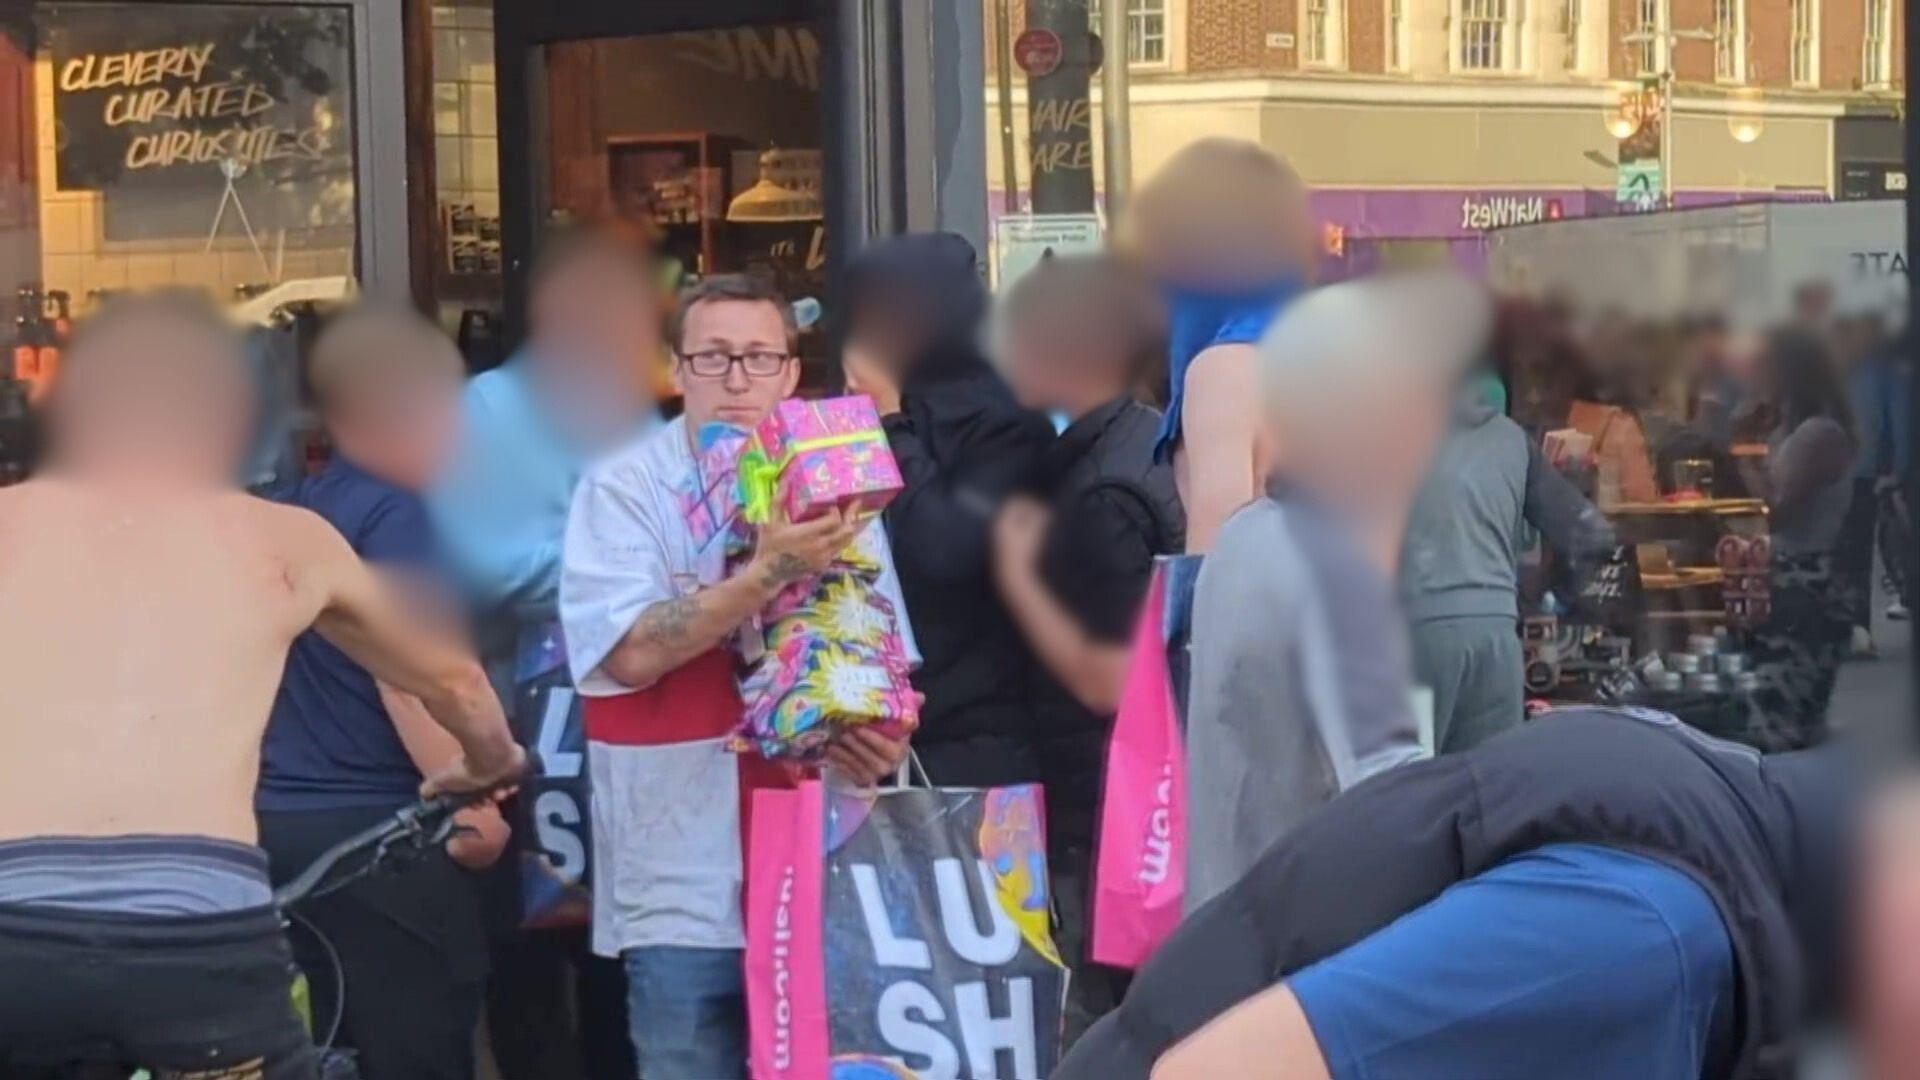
[542,26,827,300]
[496,1,836,377]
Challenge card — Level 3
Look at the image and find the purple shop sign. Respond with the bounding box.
[981,185,1830,282]
[1310,188,1597,242]
[1311,186,1831,280]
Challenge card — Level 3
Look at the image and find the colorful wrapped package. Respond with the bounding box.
[733,571,920,761]
[736,395,903,525]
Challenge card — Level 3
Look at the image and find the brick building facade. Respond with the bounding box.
[984,0,1903,276]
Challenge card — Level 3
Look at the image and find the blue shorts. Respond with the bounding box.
[1290,843,1735,1080]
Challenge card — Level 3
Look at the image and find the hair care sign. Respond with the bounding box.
[749,783,1068,1079]
[45,2,352,195]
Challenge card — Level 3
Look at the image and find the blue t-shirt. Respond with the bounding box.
[1152,280,1305,463]
[257,457,446,812]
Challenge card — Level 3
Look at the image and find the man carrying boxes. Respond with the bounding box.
[559,275,914,1079]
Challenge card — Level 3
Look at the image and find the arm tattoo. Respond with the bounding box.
[635,595,703,649]
[759,552,813,589]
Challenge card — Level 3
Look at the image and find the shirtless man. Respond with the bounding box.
[0,293,523,1078]
[1121,137,1315,553]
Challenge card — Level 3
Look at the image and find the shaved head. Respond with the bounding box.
[49,290,252,483]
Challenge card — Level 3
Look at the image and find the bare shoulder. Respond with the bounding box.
[225,494,356,613]
[1183,345,1260,409]
[1182,346,1261,448]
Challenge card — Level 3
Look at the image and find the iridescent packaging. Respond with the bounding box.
[736,395,903,525]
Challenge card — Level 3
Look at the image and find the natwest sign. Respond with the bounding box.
[1459,194,1564,232]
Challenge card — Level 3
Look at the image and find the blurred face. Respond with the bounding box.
[844,306,922,380]
[1273,371,1450,523]
[330,369,462,491]
[528,252,658,423]
[54,312,251,483]
[673,298,799,433]
[999,314,1112,413]
[1360,380,1449,497]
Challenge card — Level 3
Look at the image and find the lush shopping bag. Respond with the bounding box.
[1089,556,1199,969]
[513,620,592,928]
[747,779,1069,1079]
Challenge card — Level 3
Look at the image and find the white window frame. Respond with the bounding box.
[1300,0,1348,68]
[1453,0,1525,72]
[1088,0,1172,68]
[1862,0,1893,87]
[1789,0,1819,86]
[1637,0,1660,75]
[1713,0,1746,83]
[1387,0,1409,71]
[1561,0,1582,71]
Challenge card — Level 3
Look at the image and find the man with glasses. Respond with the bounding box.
[560,275,914,1079]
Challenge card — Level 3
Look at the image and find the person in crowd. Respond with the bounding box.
[560,274,912,1080]
[1545,326,1662,504]
[431,226,658,1080]
[1183,273,1485,912]
[1794,280,1837,330]
[256,305,509,1078]
[1839,317,1913,654]
[1681,313,1746,447]
[0,293,523,1076]
[1122,137,1315,552]
[988,254,1185,1040]
[1058,706,1856,1080]
[1402,367,1614,753]
[839,233,1055,789]
[1738,326,1859,751]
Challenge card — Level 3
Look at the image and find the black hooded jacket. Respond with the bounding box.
[1058,706,1857,1080]
[846,235,1055,768]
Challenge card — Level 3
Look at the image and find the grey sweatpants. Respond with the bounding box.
[1411,615,1524,754]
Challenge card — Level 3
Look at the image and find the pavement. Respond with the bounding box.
[1831,575,1913,737]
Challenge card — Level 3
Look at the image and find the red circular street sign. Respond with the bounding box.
[1013,28,1064,77]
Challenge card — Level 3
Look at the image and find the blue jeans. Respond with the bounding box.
[622,945,748,1080]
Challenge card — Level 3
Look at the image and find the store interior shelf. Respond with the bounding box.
[1607,499,1768,517]
[1641,567,1727,589]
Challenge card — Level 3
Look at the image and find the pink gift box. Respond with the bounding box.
[743,395,903,523]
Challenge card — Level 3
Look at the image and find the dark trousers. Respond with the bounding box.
[259,807,487,1080]
[1052,842,1131,1050]
[0,902,315,1078]
[1835,477,1880,630]
[480,798,635,1080]
[485,926,633,1080]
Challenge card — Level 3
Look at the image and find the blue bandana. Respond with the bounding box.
[1153,279,1305,463]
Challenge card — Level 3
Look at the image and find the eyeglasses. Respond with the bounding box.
[681,350,792,379]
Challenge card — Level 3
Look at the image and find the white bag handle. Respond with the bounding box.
[894,747,932,790]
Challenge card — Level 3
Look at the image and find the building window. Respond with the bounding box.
[1562,0,1581,70]
[5,2,359,306]
[1637,0,1659,74]
[1863,0,1892,86]
[1,0,364,486]
[1713,0,1745,81]
[433,3,500,281]
[1459,0,1511,70]
[1789,0,1818,85]
[1088,0,1168,64]
[1303,0,1339,64]
[1387,0,1408,69]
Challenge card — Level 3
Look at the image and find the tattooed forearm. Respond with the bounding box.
[759,552,813,589]
[635,595,703,648]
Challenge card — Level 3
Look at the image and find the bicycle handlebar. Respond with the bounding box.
[272,751,542,910]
